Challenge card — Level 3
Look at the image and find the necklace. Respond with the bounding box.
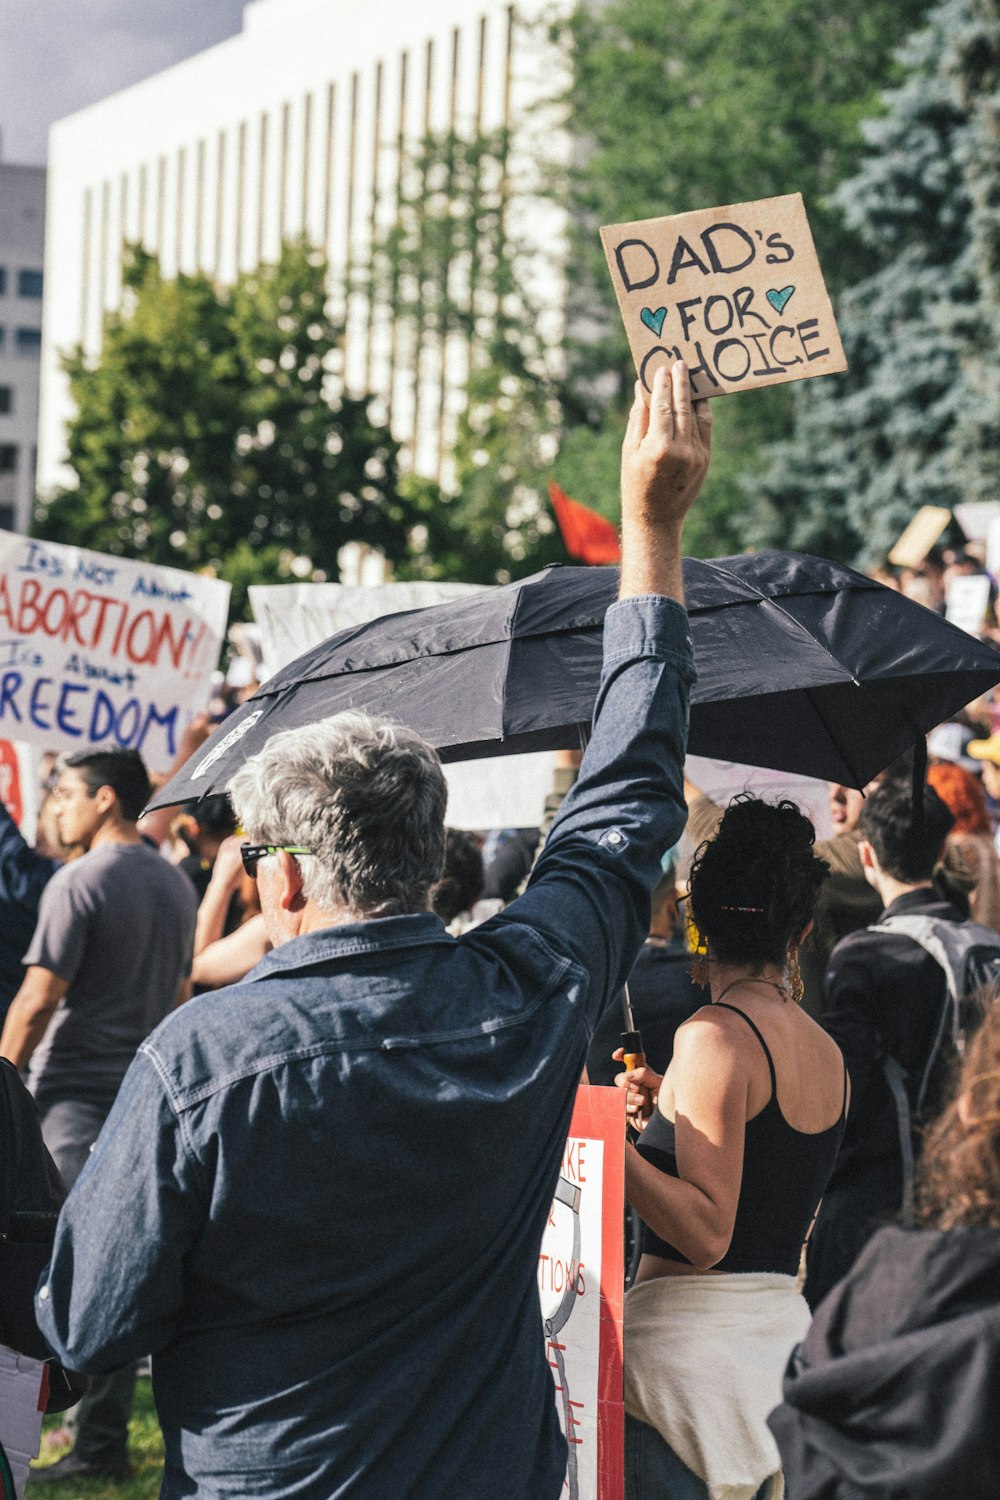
[713,976,788,1006]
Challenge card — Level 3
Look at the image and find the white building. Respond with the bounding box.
[38,0,570,498]
[0,161,46,533]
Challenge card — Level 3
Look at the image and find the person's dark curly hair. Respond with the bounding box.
[688,795,829,969]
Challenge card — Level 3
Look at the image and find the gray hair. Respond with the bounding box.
[228,711,447,916]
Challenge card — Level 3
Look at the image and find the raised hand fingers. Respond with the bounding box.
[671,360,693,442]
[646,363,675,448]
[623,380,649,456]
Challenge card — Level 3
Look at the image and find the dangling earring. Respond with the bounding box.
[692,951,711,988]
[783,946,804,1006]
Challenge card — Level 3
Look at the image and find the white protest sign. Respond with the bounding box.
[249,581,480,679]
[539,1087,625,1500]
[953,501,1000,546]
[0,534,230,771]
[946,573,991,636]
[0,1344,47,1497]
[249,581,557,831]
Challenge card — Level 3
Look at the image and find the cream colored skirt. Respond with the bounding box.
[624,1272,810,1500]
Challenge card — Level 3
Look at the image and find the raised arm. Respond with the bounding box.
[494,363,711,1019]
[619,362,712,603]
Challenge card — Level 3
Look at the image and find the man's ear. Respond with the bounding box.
[275,848,307,912]
[858,839,879,884]
[93,784,118,818]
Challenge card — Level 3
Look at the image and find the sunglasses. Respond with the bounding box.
[240,843,313,879]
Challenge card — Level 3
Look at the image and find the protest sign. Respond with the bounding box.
[887,506,952,569]
[250,581,557,831]
[0,534,230,771]
[600,193,846,399]
[946,573,991,636]
[0,740,39,840]
[685,755,833,841]
[249,580,481,679]
[954,501,1000,548]
[0,1344,47,1498]
[539,1086,625,1500]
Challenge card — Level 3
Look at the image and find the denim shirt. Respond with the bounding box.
[37,596,695,1500]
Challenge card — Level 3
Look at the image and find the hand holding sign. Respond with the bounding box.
[621,363,712,530]
[601,194,846,399]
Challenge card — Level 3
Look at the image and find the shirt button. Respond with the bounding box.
[608,831,622,845]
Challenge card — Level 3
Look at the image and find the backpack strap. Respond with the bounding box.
[866,913,996,1107]
[881,1055,916,1229]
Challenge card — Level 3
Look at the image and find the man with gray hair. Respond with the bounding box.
[36,364,710,1500]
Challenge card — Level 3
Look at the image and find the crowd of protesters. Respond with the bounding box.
[0,364,997,1498]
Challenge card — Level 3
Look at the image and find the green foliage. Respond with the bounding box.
[750,0,1000,564]
[37,1377,164,1496]
[37,242,414,614]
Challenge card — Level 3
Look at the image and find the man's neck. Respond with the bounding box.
[878,875,934,910]
[88,818,142,851]
[274,899,428,945]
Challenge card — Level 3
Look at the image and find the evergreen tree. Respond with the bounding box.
[37,241,416,614]
[950,0,1000,499]
[750,0,1000,564]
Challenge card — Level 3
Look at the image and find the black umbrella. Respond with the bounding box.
[148,552,1000,810]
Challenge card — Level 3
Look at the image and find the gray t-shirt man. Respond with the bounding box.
[25,841,197,1111]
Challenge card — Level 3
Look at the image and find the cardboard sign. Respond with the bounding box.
[539,1086,625,1500]
[887,506,953,569]
[600,193,846,399]
[249,581,558,831]
[0,534,231,771]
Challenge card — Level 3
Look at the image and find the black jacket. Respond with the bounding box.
[770,1225,1000,1499]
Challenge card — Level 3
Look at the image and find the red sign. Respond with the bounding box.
[0,738,24,826]
[540,1085,625,1500]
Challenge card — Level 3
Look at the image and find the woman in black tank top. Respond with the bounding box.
[619,796,847,1500]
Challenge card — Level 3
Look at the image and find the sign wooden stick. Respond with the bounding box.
[600,193,847,399]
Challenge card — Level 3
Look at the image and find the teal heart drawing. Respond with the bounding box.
[640,306,667,337]
[766,285,796,315]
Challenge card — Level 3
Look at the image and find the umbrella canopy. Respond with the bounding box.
[148,552,1000,810]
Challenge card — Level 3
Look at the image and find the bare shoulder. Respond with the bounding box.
[673,1004,753,1060]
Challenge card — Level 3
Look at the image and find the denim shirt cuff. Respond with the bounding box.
[603,595,696,685]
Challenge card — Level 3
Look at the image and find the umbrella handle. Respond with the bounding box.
[621,1029,646,1073]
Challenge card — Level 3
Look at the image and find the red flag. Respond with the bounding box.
[548,481,621,566]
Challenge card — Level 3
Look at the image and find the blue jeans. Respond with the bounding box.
[625,1413,773,1500]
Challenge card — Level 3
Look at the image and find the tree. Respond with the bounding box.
[368,126,565,584]
[36,241,417,614]
[749,0,1000,564]
[548,0,932,559]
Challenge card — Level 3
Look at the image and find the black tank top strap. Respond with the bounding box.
[712,1002,777,1095]
[840,1050,849,1117]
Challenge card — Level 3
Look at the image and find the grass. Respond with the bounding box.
[32,1378,164,1499]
